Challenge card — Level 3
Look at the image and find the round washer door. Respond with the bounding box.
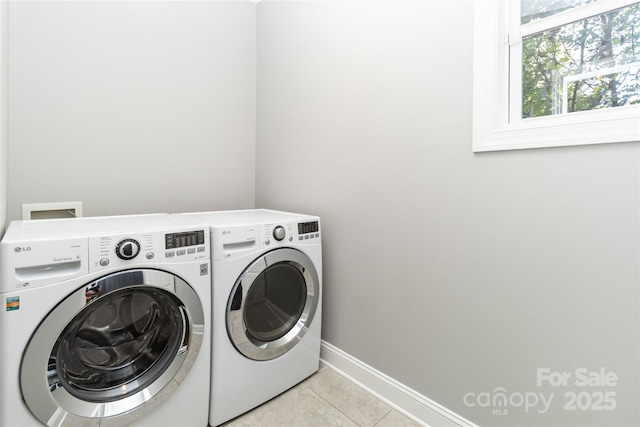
[227,248,319,361]
[20,269,205,426]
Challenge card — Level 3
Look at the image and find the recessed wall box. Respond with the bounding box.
[22,202,83,220]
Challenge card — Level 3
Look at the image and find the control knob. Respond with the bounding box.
[273,226,286,241]
[116,239,140,260]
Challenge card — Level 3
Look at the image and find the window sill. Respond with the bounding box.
[473,103,640,153]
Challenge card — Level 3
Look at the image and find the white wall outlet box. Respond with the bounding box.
[22,202,83,220]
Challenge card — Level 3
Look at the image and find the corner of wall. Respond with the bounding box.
[0,0,9,236]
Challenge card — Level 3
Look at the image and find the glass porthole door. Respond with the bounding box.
[20,269,205,426]
[227,248,319,361]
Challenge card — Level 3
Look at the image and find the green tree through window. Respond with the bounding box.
[522,2,640,118]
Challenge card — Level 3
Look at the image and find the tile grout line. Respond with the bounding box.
[307,386,393,427]
[305,370,394,427]
[371,410,394,427]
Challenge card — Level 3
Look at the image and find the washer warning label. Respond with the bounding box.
[6,296,19,311]
[200,263,209,276]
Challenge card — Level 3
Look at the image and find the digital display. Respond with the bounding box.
[298,221,319,235]
[165,230,205,249]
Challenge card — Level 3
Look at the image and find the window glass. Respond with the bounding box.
[521,0,601,24]
[522,3,640,118]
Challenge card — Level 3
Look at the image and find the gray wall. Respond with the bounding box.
[255,1,640,426]
[7,1,256,220]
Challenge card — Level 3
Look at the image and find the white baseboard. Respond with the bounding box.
[320,340,479,427]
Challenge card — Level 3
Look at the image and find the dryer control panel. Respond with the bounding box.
[212,220,320,261]
[262,221,321,247]
[296,221,320,241]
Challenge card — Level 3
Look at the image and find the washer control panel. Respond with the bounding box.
[115,239,140,260]
[89,228,209,272]
[164,230,206,259]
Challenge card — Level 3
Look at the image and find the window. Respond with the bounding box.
[473,0,640,152]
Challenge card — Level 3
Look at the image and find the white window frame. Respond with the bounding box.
[473,0,640,152]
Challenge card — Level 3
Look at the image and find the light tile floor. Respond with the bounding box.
[222,365,422,427]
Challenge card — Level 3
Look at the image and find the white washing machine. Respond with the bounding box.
[0,214,211,427]
[178,209,322,426]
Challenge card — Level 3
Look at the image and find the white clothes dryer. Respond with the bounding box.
[178,209,322,426]
[0,214,211,427]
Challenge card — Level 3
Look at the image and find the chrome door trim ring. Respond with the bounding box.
[20,269,205,426]
[227,248,319,361]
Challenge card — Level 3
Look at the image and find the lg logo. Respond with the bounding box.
[14,246,31,253]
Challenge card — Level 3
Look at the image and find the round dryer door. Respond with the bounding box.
[227,248,320,361]
[20,269,205,426]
